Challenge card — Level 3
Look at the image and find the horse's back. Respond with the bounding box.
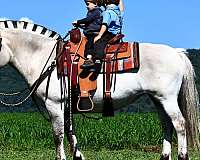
[139,43,185,70]
[138,43,185,95]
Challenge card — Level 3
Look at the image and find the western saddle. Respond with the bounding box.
[56,28,140,116]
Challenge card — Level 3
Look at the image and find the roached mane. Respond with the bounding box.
[0,20,62,40]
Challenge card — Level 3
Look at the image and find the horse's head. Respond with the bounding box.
[0,31,13,68]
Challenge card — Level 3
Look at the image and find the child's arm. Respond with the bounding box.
[73,10,99,26]
[94,24,107,43]
[119,0,124,12]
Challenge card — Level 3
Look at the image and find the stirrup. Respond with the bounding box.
[77,94,94,112]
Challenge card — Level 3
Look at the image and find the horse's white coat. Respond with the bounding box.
[0,20,199,160]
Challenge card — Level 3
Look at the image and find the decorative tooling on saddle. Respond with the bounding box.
[56,35,140,112]
[56,35,140,76]
[56,37,97,112]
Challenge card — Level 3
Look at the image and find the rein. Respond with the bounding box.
[67,36,83,136]
[0,77,40,106]
[0,88,27,96]
[0,40,59,106]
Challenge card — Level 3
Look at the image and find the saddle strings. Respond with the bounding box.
[68,36,83,133]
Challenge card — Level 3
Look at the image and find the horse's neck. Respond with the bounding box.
[7,31,57,85]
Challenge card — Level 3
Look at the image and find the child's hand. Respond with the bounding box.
[94,35,102,43]
[72,21,78,26]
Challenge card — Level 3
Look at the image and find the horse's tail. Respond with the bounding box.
[178,50,200,150]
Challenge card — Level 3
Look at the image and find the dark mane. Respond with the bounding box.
[0,20,62,40]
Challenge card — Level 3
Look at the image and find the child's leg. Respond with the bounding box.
[84,34,96,59]
[94,31,115,60]
[81,35,96,69]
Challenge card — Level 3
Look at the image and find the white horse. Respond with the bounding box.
[0,20,199,160]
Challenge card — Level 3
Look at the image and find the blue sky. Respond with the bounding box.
[0,0,199,49]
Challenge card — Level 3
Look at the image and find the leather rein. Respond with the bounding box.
[0,38,61,106]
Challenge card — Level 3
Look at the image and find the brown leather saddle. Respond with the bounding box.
[56,29,140,113]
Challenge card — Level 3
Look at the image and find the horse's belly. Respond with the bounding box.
[92,73,140,112]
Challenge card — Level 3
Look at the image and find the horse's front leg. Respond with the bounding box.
[46,100,66,160]
[68,132,85,160]
[64,106,85,160]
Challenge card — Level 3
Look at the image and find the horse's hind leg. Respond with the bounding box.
[161,97,189,160]
[150,96,173,160]
[158,109,173,160]
[46,100,66,160]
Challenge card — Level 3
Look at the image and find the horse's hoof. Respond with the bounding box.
[178,153,189,160]
[73,155,83,160]
[160,154,169,160]
[55,158,66,160]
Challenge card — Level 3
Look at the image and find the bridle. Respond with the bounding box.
[0,39,59,106]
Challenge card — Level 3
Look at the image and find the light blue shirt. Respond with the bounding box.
[102,4,124,35]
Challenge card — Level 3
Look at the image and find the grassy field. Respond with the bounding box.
[0,149,163,160]
[0,112,199,160]
[0,149,200,160]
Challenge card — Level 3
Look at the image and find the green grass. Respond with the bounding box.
[0,112,199,160]
[0,113,54,150]
[0,112,165,151]
[0,149,199,160]
[74,113,164,150]
[0,149,161,160]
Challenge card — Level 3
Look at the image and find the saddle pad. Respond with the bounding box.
[105,42,130,60]
[103,42,140,73]
[106,42,128,54]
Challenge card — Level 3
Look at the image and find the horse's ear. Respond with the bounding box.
[69,28,81,44]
